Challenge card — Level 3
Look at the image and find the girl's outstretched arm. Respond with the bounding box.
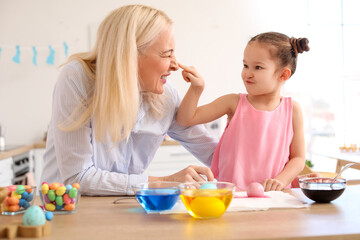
[263,100,306,191]
[176,63,238,126]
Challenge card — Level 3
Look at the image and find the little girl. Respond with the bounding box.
[177,32,310,191]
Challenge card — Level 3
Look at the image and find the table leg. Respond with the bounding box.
[336,159,344,173]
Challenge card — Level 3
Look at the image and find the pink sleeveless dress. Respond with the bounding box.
[211,93,293,190]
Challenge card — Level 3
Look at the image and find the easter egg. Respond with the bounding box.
[16,185,25,195]
[25,185,33,193]
[190,197,226,218]
[45,203,56,211]
[19,199,27,207]
[8,205,20,212]
[21,191,29,201]
[63,194,72,205]
[56,186,66,196]
[45,211,53,221]
[55,196,64,206]
[69,188,77,199]
[43,194,51,203]
[11,191,22,199]
[65,184,73,192]
[7,196,20,205]
[200,183,217,190]
[41,184,49,195]
[23,206,46,226]
[4,196,10,206]
[246,182,265,197]
[47,190,56,201]
[27,192,34,202]
[72,183,80,190]
[7,185,17,193]
[64,204,75,211]
[22,201,31,209]
[56,204,64,210]
[50,182,60,190]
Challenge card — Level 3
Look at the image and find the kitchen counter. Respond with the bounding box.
[0,142,46,160]
[1,185,360,239]
[0,140,179,161]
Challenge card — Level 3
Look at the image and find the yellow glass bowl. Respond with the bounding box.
[179,182,235,219]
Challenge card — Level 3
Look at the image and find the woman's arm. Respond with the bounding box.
[263,100,306,191]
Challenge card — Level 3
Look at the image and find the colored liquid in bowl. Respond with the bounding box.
[135,189,180,212]
[301,188,345,203]
[180,189,233,219]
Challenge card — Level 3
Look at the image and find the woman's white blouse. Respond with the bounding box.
[41,61,218,195]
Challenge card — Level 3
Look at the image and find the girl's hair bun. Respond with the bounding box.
[290,37,310,57]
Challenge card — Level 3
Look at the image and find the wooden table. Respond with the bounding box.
[314,151,360,172]
[1,185,360,239]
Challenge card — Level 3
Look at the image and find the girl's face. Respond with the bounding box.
[241,42,283,96]
[138,27,179,94]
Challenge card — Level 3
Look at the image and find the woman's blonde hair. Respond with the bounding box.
[60,5,173,143]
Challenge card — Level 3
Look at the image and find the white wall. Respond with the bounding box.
[0,0,308,145]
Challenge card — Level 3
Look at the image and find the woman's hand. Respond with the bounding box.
[178,63,205,90]
[262,178,285,191]
[150,165,214,183]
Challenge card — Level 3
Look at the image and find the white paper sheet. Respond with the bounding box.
[157,191,308,214]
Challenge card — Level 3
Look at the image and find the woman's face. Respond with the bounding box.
[138,27,179,94]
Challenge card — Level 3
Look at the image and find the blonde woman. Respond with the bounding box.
[41,5,217,195]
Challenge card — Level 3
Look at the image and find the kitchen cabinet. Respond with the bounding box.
[0,157,13,187]
[0,143,45,188]
[12,151,31,185]
[145,145,207,177]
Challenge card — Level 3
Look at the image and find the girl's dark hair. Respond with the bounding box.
[249,32,310,76]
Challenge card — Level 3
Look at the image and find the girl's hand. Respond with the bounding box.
[178,63,205,90]
[262,178,285,191]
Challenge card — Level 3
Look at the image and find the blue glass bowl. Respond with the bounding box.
[132,182,181,213]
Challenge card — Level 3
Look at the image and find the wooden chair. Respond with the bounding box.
[299,165,338,178]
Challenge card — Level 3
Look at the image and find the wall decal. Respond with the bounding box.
[32,46,38,66]
[12,45,21,64]
[46,45,55,65]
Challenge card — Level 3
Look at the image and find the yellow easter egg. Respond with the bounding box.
[56,186,66,196]
[11,191,22,199]
[41,184,49,195]
[190,197,226,218]
[45,203,56,211]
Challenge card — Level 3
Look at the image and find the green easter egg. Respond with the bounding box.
[47,190,56,201]
[23,206,45,226]
[69,188,77,198]
[16,185,25,195]
[55,195,64,206]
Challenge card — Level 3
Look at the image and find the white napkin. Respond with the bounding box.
[158,191,308,214]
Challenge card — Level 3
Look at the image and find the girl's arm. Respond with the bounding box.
[176,63,238,126]
[263,100,306,191]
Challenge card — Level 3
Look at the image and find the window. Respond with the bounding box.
[283,0,360,177]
